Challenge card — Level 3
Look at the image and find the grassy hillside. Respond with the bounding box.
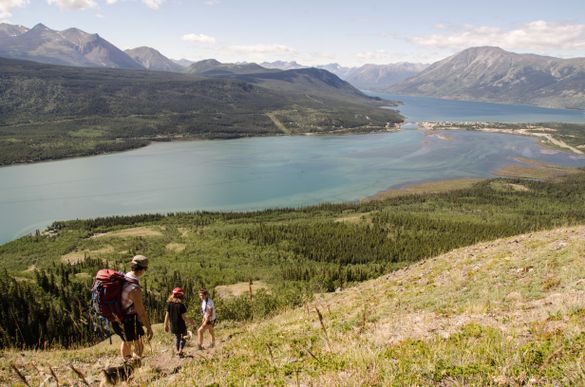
[1,170,585,351]
[0,57,401,166]
[2,225,584,385]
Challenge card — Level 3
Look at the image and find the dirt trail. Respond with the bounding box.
[266,112,291,135]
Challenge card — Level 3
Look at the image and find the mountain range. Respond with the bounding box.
[388,46,585,109]
[0,23,142,69]
[0,23,427,90]
[2,23,585,109]
[261,61,429,90]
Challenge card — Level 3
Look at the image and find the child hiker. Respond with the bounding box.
[197,288,216,350]
[164,287,192,357]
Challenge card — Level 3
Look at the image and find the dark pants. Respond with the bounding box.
[175,333,186,351]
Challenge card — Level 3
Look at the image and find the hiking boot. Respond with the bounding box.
[209,342,215,349]
[178,352,185,358]
[197,344,204,351]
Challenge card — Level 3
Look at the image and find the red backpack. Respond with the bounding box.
[91,269,138,323]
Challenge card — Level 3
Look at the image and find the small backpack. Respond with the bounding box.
[90,269,138,327]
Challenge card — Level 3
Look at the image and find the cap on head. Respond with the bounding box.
[172,287,184,297]
[131,255,149,269]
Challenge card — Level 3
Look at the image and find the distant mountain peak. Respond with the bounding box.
[125,46,183,72]
[31,23,50,31]
[0,22,143,70]
[389,46,585,109]
[185,59,271,76]
[198,58,221,65]
[0,23,28,37]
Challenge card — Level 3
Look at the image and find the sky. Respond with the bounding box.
[2,0,585,66]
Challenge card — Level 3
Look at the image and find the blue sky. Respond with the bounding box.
[2,0,585,66]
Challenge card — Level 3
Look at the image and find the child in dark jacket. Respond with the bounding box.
[164,287,192,357]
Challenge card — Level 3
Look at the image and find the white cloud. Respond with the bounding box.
[105,0,164,9]
[182,33,216,44]
[47,0,96,10]
[0,0,27,19]
[204,0,219,5]
[143,0,164,10]
[412,20,585,52]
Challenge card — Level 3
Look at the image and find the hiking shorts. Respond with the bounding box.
[113,314,144,342]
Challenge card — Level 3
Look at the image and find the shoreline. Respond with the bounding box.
[361,178,484,202]
[0,125,401,169]
[3,119,583,168]
[418,121,584,155]
[363,157,582,203]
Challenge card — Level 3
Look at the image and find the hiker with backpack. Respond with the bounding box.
[91,255,153,362]
[197,288,216,350]
[113,255,153,361]
[164,287,193,358]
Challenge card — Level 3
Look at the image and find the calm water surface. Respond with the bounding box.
[374,93,585,123]
[0,129,585,242]
[1,126,584,244]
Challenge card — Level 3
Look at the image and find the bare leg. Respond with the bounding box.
[209,325,215,347]
[121,341,132,360]
[197,325,205,346]
[133,338,144,358]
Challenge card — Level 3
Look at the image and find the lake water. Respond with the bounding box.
[373,93,585,123]
[1,123,584,244]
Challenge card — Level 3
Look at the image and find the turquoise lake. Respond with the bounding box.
[1,96,585,244]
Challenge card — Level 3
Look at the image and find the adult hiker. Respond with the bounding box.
[164,287,193,357]
[197,288,216,350]
[113,255,153,361]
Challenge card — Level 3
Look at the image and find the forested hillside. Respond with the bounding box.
[1,170,584,349]
[0,57,401,166]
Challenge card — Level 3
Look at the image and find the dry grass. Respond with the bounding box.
[171,225,585,385]
[60,245,115,264]
[489,181,531,192]
[90,226,165,239]
[3,226,585,385]
[165,242,186,253]
[215,280,269,299]
[334,212,374,224]
[494,157,579,179]
[364,178,482,202]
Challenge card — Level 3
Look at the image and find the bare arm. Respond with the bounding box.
[129,288,152,330]
[203,306,213,324]
[164,311,170,332]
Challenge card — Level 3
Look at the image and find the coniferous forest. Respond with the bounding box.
[1,171,585,349]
